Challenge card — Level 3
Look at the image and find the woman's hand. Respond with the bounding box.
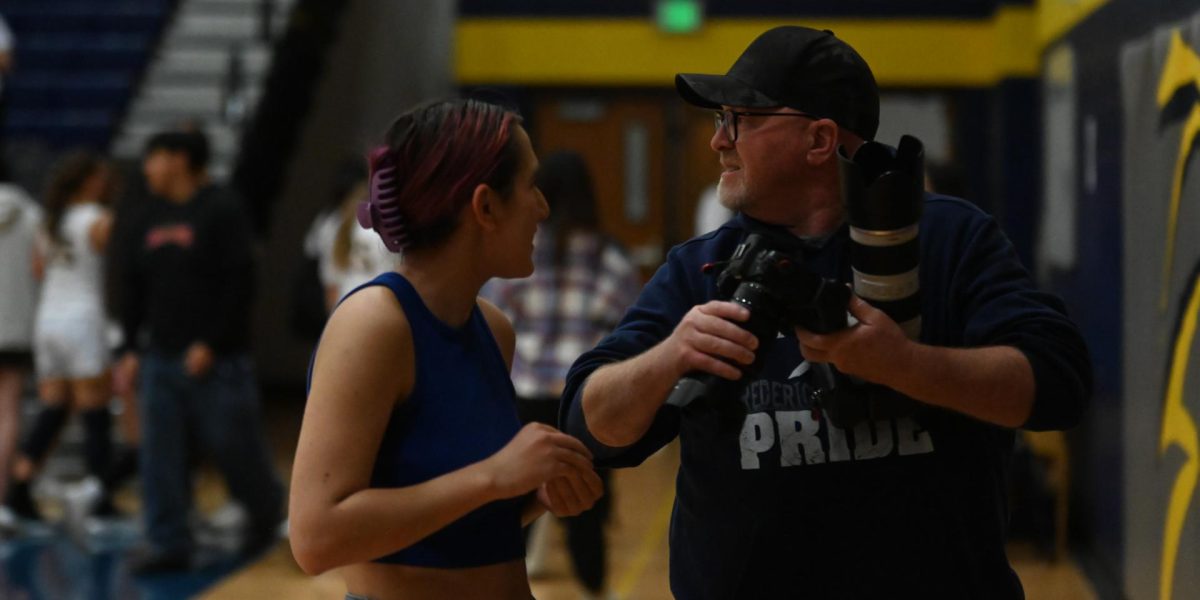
[537,473,603,517]
[483,423,601,501]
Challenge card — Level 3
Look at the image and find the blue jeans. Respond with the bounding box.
[139,352,283,554]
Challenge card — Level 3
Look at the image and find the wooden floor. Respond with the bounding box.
[203,410,1098,600]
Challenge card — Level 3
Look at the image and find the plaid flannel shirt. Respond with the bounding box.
[482,228,640,400]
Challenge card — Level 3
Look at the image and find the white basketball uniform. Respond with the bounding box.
[314,213,396,302]
[34,202,110,379]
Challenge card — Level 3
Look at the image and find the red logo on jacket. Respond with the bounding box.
[145,224,195,249]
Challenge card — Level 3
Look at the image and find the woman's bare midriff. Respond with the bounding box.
[340,559,532,600]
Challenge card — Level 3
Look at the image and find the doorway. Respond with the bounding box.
[532,92,719,278]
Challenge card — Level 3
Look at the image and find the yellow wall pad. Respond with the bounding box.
[456,9,1038,88]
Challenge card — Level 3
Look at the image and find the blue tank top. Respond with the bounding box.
[310,272,526,567]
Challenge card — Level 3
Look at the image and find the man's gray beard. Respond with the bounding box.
[717,179,747,212]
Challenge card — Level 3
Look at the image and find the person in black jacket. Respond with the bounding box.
[561,26,1092,598]
[113,130,282,574]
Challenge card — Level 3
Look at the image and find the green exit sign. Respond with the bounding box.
[656,0,703,34]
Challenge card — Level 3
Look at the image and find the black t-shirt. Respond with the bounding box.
[562,197,1092,599]
[119,185,255,356]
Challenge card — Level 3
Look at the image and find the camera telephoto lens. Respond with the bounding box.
[838,134,924,338]
[829,134,927,425]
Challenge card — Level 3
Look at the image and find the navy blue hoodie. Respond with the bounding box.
[562,195,1091,599]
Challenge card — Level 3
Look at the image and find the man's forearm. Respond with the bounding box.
[889,343,1034,428]
[581,343,682,447]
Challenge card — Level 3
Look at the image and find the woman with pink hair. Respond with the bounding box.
[290,98,603,600]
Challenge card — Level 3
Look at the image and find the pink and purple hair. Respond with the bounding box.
[357,98,523,252]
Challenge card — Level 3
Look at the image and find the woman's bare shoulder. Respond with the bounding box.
[312,285,415,405]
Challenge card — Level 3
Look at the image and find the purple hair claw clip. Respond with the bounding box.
[359,163,407,252]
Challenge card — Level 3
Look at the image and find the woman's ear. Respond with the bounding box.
[470,183,501,231]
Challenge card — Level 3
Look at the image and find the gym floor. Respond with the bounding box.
[0,401,1098,600]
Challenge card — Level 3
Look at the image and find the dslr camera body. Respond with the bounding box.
[666,135,926,430]
[664,231,850,422]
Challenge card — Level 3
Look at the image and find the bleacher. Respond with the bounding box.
[1,0,173,150]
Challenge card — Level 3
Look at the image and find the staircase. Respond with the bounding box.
[112,0,297,181]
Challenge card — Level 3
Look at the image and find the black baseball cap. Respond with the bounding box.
[675,26,879,140]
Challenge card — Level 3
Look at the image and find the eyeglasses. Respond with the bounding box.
[713,109,818,142]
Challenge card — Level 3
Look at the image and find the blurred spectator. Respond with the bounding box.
[7,152,117,524]
[483,151,639,600]
[307,159,393,311]
[0,175,39,533]
[113,130,282,574]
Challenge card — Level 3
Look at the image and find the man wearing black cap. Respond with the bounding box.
[561,26,1091,597]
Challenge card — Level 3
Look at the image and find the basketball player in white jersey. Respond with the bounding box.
[5,151,116,521]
